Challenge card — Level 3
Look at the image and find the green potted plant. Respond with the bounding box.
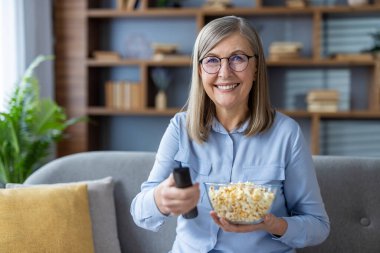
[0,55,83,185]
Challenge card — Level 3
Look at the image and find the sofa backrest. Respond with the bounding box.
[299,155,380,253]
[25,151,176,253]
[25,152,380,253]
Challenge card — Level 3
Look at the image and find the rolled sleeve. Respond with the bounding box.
[274,215,329,247]
[132,188,167,232]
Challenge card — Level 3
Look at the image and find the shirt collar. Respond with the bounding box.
[211,117,249,134]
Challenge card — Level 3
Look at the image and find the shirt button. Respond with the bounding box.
[360,217,370,226]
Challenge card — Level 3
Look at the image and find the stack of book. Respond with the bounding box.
[151,43,190,61]
[105,81,142,110]
[269,42,303,60]
[152,43,177,60]
[306,89,340,112]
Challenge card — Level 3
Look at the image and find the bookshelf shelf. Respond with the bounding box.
[267,58,377,67]
[87,8,199,18]
[86,5,380,18]
[282,110,380,119]
[87,106,181,116]
[88,107,380,119]
[87,58,192,67]
[87,59,144,66]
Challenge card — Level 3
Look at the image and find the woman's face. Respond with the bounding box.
[199,32,257,112]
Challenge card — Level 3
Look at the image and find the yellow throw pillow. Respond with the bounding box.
[0,184,95,253]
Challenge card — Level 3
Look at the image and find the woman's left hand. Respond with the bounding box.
[210,211,288,236]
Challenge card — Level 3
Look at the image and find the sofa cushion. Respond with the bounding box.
[7,177,121,253]
[0,184,94,253]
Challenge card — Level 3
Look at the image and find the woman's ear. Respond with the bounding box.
[198,64,202,76]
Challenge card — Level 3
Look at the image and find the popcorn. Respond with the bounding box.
[207,182,276,224]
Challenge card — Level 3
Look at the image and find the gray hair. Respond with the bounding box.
[185,16,274,143]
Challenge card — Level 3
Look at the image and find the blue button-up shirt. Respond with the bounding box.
[131,111,330,253]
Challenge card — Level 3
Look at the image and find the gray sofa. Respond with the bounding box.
[25,151,380,253]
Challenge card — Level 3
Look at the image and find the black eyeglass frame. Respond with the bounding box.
[199,54,258,74]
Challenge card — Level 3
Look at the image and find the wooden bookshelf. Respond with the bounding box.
[54,0,380,156]
[87,58,192,67]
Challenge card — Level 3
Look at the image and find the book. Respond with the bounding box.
[105,81,114,108]
[104,81,142,110]
[306,89,339,102]
[269,42,302,54]
[130,83,142,109]
[307,102,339,112]
[332,53,373,61]
[93,51,121,61]
[269,42,303,60]
[285,0,307,8]
[151,43,178,55]
[152,53,191,61]
[126,0,137,11]
[116,0,126,10]
[268,52,302,60]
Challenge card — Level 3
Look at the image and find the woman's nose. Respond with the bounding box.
[218,59,232,77]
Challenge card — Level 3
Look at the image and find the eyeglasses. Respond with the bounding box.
[199,54,257,74]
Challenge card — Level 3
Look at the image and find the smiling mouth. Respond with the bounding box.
[215,83,240,91]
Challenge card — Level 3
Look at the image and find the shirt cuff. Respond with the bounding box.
[141,188,168,230]
[271,216,300,243]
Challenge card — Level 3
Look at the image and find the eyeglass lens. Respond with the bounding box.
[201,54,251,74]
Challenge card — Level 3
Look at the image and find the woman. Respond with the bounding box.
[131,16,330,253]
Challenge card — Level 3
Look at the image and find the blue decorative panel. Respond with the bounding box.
[103,116,172,151]
[320,120,380,157]
[308,0,343,6]
[263,0,344,6]
[323,16,380,56]
[180,0,253,7]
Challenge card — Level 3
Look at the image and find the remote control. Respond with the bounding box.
[173,167,198,219]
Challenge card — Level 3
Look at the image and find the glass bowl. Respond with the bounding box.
[205,182,278,224]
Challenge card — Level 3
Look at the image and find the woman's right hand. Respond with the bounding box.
[154,173,200,216]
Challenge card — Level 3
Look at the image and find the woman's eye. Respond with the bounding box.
[206,57,219,64]
[230,55,245,62]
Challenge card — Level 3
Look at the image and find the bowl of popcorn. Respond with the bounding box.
[205,182,278,224]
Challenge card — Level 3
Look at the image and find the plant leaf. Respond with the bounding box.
[0,54,83,183]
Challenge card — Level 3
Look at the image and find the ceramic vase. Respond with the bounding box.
[155,90,167,110]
